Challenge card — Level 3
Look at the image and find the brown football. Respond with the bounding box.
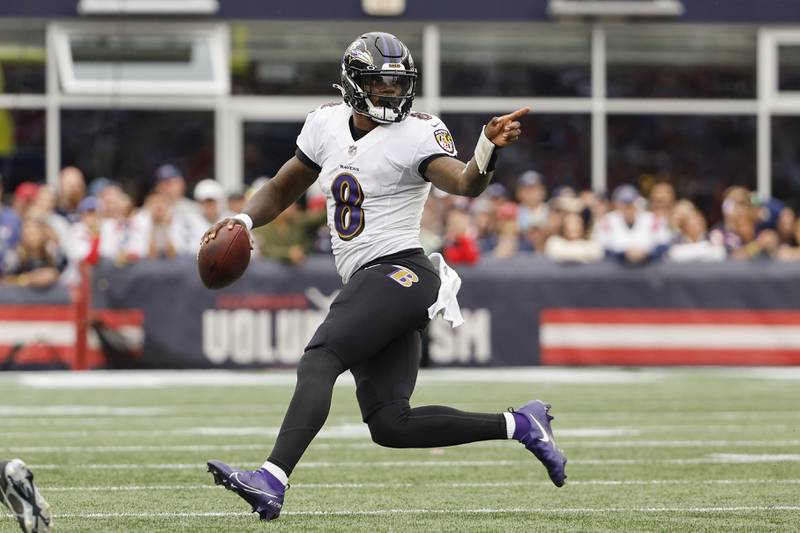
[197,223,251,289]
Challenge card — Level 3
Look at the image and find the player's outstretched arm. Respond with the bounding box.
[425,107,529,198]
[202,156,319,244]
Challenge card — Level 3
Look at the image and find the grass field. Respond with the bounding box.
[1,367,799,532]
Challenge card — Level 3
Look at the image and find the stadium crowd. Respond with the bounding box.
[2,164,800,289]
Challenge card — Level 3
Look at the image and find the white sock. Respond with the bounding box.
[261,461,289,486]
[503,412,516,439]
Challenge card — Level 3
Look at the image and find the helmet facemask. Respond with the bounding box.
[345,70,416,123]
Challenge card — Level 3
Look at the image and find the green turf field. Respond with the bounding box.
[1,368,799,532]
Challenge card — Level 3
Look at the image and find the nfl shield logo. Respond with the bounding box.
[434,129,455,154]
[348,145,357,157]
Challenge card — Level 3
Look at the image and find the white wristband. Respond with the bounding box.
[233,213,253,231]
[473,126,496,175]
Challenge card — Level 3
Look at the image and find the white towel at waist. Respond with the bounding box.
[427,253,464,328]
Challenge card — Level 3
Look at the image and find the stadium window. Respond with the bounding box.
[440,25,591,97]
[60,109,214,203]
[230,24,423,96]
[778,45,800,93]
[0,109,46,191]
[242,121,304,184]
[52,23,228,96]
[606,25,756,99]
[607,114,756,223]
[0,20,46,94]
[771,116,800,210]
[77,0,219,15]
[442,113,591,192]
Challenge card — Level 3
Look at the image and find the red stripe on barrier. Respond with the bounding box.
[0,344,106,367]
[541,347,800,366]
[0,306,73,321]
[541,308,800,326]
[92,309,144,328]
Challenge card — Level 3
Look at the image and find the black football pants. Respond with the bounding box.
[267,250,506,475]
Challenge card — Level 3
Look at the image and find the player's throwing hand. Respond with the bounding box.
[484,107,530,147]
[201,218,254,249]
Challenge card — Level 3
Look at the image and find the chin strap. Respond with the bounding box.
[473,126,498,175]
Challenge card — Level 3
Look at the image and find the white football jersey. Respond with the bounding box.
[297,102,457,282]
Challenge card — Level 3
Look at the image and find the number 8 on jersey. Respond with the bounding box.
[332,173,365,241]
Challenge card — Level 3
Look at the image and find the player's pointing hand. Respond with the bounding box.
[484,107,530,147]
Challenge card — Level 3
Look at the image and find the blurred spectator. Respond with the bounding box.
[472,198,497,254]
[0,182,21,259]
[12,181,39,219]
[593,184,671,264]
[777,218,800,261]
[194,179,230,225]
[491,202,533,258]
[57,166,86,223]
[580,189,608,233]
[516,173,550,252]
[668,208,726,262]
[544,212,603,263]
[722,204,779,260]
[710,187,749,252]
[99,188,146,265]
[150,165,207,256]
[253,202,324,265]
[484,183,508,210]
[669,199,697,234]
[515,171,549,249]
[648,182,676,220]
[154,164,201,219]
[92,179,124,216]
[775,207,796,247]
[88,176,114,197]
[136,192,178,260]
[228,190,247,214]
[63,196,101,283]
[30,185,70,245]
[442,206,480,265]
[2,217,65,288]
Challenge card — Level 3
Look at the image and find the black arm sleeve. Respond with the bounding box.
[295,148,322,173]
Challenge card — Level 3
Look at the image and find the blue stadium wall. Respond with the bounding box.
[3,0,800,23]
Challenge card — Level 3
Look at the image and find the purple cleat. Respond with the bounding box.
[207,460,286,521]
[512,400,568,487]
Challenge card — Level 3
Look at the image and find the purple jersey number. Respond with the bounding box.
[331,173,365,241]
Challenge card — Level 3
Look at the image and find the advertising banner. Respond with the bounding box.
[90,257,800,368]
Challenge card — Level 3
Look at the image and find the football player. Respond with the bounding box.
[203,32,566,520]
[0,459,52,533]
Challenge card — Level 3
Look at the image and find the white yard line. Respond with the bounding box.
[0,406,165,416]
[45,506,800,519]
[5,439,800,454]
[8,366,800,392]
[12,368,671,390]
[41,479,800,492]
[27,454,800,470]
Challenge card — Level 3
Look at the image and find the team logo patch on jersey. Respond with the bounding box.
[388,266,419,288]
[434,129,455,154]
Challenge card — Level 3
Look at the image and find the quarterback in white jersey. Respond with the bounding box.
[296,101,456,282]
[202,31,566,521]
